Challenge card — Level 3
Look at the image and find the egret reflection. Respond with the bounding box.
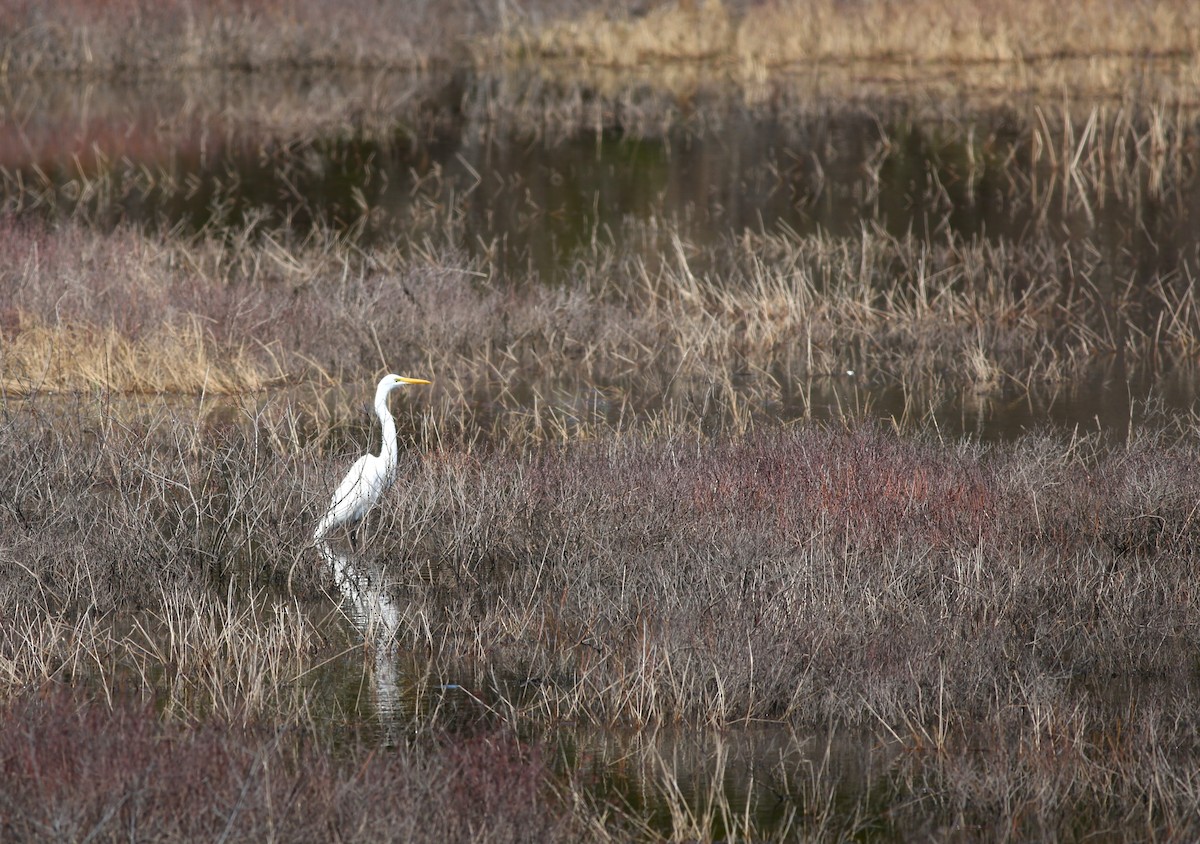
[317,540,405,719]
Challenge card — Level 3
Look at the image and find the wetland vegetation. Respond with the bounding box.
[4,1,1200,840]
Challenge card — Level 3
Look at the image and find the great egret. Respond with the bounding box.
[313,373,431,543]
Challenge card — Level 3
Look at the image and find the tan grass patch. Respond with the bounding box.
[0,313,286,396]
[498,0,1200,71]
[504,0,734,66]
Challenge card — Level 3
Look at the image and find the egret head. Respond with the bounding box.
[376,373,431,401]
[389,374,431,388]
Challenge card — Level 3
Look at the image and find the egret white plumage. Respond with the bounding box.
[314,374,431,543]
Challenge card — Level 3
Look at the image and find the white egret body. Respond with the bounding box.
[314,374,431,542]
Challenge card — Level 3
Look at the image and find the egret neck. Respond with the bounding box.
[375,376,400,483]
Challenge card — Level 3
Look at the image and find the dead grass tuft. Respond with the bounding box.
[505,0,734,66]
[499,0,1200,70]
[1,313,284,395]
[734,0,1200,66]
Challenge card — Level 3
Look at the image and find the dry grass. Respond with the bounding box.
[1,314,284,395]
[7,392,1200,728]
[3,8,1200,832]
[502,0,736,67]
[0,0,498,75]
[4,0,1200,107]
[2,218,1197,444]
[4,391,1200,837]
[479,0,1200,114]
[734,0,1200,66]
[0,592,330,724]
[500,0,1200,68]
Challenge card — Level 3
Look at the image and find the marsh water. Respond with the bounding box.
[6,70,1200,441]
[5,69,1200,836]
